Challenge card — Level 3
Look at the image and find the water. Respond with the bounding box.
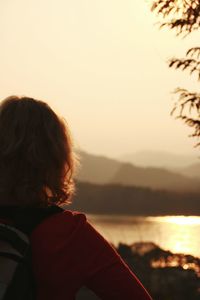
[87,214,200,257]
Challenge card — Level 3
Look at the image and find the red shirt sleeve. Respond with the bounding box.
[31,210,152,300]
[74,213,152,300]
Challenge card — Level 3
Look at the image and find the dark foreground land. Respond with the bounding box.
[69,182,200,216]
[77,242,200,300]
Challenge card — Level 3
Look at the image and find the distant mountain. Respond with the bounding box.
[76,151,200,193]
[77,151,120,184]
[119,150,199,169]
[111,163,200,192]
[178,162,200,179]
[69,181,200,216]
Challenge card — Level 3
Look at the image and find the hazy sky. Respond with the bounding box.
[1,0,200,158]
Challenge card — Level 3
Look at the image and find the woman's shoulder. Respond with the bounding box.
[50,208,87,225]
[30,208,91,267]
[31,208,87,240]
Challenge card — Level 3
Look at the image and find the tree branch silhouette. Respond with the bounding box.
[151,0,200,146]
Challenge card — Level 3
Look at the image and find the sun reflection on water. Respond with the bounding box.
[150,216,200,226]
[147,216,200,256]
[88,214,200,257]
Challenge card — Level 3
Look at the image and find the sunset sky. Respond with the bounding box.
[1,0,200,158]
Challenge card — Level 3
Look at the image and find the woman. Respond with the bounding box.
[0,96,152,300]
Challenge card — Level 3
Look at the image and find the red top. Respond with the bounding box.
[30,209,152,300]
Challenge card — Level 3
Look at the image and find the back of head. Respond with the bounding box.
[0,96,75,206]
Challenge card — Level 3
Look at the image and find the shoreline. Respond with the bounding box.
[116,241,200,300]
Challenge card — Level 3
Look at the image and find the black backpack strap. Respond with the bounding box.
[0,224,28,255]
[0,251,22,262]
[0,205,63,300]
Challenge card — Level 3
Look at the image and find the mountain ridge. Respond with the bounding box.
[76,150,200,193]
[119,150,199,169]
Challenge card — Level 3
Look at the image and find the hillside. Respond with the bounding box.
[76,151,200,193]
[77,151,120,184]
[178,162,200,179]
[119,150,199,169]
[69,181,200,216]
[111,163,200,192]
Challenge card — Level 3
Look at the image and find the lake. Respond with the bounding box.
[87,214,200,257]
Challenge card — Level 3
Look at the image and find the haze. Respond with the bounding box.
[0,0,199,158]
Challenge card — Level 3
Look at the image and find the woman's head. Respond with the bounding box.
[0,95,76,206]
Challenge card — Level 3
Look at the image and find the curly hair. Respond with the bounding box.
[0,96,76,206]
